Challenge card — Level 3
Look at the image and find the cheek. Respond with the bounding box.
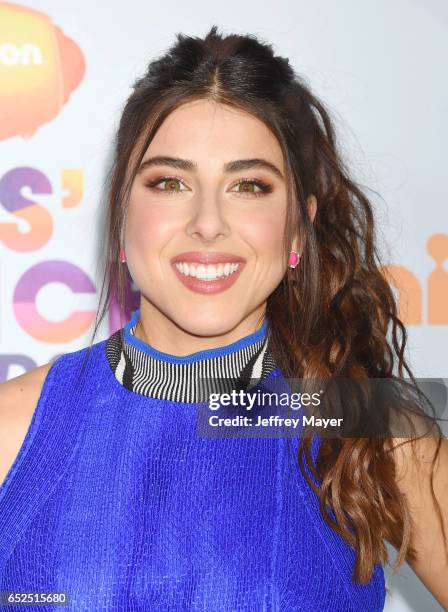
[239,208,286,257]
[125,199,180,253]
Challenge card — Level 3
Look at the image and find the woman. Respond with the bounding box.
[0,26,447,611]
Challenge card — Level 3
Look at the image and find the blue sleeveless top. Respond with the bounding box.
[0,311,385,611]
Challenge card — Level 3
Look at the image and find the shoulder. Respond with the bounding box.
[0,362,54,488]
[0,341,100,438]
[386,433,448,517]
[0,361,55,424]
[0,361,54,416]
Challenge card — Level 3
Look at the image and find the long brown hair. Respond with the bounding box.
[85,26,445,583]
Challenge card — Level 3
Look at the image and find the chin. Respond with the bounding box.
[174,313,242,339]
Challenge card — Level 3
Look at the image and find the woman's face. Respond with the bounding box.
[125,99,306,337]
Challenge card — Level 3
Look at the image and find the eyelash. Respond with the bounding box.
[144,175,273,198]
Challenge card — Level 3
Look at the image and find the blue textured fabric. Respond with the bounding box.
[0,332,385,611]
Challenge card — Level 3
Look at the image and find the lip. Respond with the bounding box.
[171,251,246,264]
[170,252,246,295]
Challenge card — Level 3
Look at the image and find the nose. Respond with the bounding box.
[186,194,230,242]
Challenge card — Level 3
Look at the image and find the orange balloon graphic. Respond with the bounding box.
[0,2,85,140]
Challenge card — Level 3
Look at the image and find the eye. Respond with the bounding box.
[230,179,272,198]
[144,176,188,194]
[144,176,273,198]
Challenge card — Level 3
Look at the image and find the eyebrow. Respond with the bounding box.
[136,155,284,180]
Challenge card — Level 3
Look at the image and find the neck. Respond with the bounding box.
[105,308,278,402]
[134,299,267,358]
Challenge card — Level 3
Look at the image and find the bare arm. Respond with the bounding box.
[390,435,448,609]
[0,362,53,488]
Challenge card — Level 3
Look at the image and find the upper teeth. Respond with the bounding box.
[175,262,240,280]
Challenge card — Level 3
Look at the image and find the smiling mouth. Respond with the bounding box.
[174,262,241,280]
[170,253,245,294]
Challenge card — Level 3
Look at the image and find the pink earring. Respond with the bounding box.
[288,250,300,268]
[120,247,126,263]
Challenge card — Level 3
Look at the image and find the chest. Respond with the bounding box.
[0,407,384,611]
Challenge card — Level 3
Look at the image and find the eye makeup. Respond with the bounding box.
[143,175,274,198]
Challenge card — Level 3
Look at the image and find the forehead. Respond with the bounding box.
[141,99,284,168]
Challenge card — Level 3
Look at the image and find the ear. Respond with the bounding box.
[307,194,317,223]
[291,236,300,253]
[291,194,317,252]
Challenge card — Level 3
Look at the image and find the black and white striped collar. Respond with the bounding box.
[105,309,278,403]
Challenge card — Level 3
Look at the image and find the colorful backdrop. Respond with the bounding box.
[0,1,446,610]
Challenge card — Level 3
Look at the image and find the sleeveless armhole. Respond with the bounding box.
[0,355,62,502]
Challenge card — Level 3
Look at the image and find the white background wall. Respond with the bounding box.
[1,1,447,609]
